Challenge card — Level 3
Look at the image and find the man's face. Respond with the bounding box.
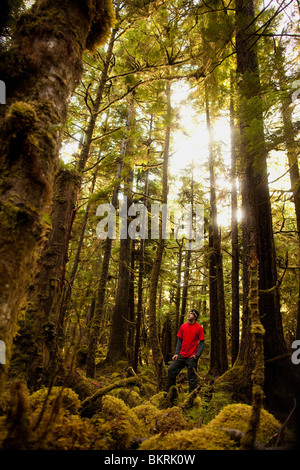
[187,311,196,323]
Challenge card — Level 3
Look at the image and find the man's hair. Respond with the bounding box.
[190,308,199,320]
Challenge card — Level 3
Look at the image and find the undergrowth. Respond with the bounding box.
[0,360,295,450]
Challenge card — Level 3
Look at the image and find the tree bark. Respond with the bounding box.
[0,0,114,389]
[105,94,135,365]
[13,26,118,388]
[133,168,149,372]
[206,86,228,376]
[220,0,300,417]
[86,155,124,377]
[275,45,300,340]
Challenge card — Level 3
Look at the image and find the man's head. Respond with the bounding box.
[188,308,199,323]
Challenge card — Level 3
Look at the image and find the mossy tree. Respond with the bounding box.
[218,0,300,419]
[0,0,115,390]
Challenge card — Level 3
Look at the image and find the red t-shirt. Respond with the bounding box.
[177,322,205,357]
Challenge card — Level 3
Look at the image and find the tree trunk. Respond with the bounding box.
[23,26,117,386]
[174,240,183,349]
[0,0,114,389]
[230,76,240,365]
[148,81,171,391]
[86,156,124,377]
[133,168,149,372]
[275,45,300,340]
[206,86,228,376]
[220,0,300,417]
[105,95,135,365]
[180,248,191,325]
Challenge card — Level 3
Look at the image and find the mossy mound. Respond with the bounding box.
[91,395,147,449]
[132,403,192,436]
[139,427,237,450]
[109,387,144,408]
[29,386,97,450]
[206,403,282,444]
[149,391,169,409]
[30,386,81,415]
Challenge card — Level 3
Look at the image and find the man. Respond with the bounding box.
[168,308,205,393]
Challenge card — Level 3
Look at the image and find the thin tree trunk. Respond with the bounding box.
[148,81,172,391]
[180,248,191,325]
[86,145,125,376]
[206,86,228,376]
[0,0,114,390]
[133,167,149,372]
[174,240,183,348]
[230,76,240,365]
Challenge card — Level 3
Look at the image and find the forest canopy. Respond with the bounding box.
[0,0,300,452]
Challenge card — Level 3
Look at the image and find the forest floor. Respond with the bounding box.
[0,352,297,451]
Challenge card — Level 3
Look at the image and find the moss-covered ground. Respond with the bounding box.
[0,357,295,450]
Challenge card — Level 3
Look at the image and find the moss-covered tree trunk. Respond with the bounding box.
[275,45,300,341]
[0,0,114,389]
[25,25,118,386]
[28,168,80,387]
[219,0,300,418]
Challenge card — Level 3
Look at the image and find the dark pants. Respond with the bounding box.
[167,355,199,393]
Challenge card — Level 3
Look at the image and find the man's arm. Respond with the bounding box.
[172,337,182,360]
[195,340,204,359]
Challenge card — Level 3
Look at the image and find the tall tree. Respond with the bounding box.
[221,0,300,417]
[14,23,120,388]
[0,0,115,389]
[205,82,228,376]
[105,94,135,364]
[148,81,171,390]
[230,75,240,365]
[275,43,300,340]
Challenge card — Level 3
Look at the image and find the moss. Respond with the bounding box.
[91,395,146,449]
[139,427,237,451]
[109,387,144,408]
[149,391,169,409]
[26,386,98,450]
[30,387,81,416]
[14,0,115,52]
[155,406,193,434]
[4,101,38,136]
[0,200,44,244]
[132,403,162,432]
[86,0,116,50]
[133,403,192,436]
[206,403,283,444]
[251,322,265,336]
